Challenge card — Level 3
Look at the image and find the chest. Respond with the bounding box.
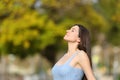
[52,63,76,76]
[56,54,78,66]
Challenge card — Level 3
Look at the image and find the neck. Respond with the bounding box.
[67,42,78,55]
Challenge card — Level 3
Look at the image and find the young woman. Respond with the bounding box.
[52,24,96,80]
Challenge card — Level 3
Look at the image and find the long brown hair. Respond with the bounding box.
[74,24,92,80]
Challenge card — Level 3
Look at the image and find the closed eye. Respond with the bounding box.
[71,28,76,32]
[71,29,75,32]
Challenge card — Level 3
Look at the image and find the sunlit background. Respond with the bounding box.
[0,0,120,80]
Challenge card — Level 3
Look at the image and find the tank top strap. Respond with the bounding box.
[67,51,78,64]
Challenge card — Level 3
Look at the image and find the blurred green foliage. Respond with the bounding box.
[0,0,65,59]
[95,0,120,45]
[0,0,120,62]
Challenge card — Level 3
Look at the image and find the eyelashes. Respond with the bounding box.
[71,29,75,32]
[67,28,75,32]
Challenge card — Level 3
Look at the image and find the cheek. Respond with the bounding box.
[71,33,78,39]
[71,35,78,41]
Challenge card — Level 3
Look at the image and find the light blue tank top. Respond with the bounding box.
[51,52,84,80]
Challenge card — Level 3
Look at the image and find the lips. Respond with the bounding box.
[65,34,69,37]
[66,33,69,35]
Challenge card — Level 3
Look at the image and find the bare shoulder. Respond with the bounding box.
[76,50,91,69]
[76,50,89,61]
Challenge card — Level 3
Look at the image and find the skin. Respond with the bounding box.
[56,25,96,80]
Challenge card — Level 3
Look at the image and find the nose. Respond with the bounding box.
[66,29,70,33]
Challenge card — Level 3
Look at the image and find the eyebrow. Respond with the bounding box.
[71,27,77,31]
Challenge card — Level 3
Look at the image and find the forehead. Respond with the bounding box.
[71,25,79,31]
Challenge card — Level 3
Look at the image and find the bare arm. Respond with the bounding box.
[77,51,96,80]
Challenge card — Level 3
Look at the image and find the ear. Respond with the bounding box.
[77,38,80,43]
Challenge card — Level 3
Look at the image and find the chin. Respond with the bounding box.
[64,37,77,43]
[63,37,71,42]
[63,35,73,42]
[63,36,67,40]
[63,36,68,41]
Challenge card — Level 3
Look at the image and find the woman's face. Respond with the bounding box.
[64,25,80,43]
